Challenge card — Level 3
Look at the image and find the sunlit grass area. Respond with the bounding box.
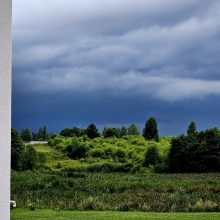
[11,209,220,220]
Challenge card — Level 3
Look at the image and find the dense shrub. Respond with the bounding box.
[169,125,220,173]
[143,145,160,167]
[90,148,106,159]
[87,162,133,172]
[11,128,23,170]
[20,145,46,170]
[48,135,172,170]
[65,139,90,159]
[114,149,127,162]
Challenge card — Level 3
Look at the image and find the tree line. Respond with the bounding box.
[20,126,49,142]
[11,117,220,172]
[168,122,220,172]
[59,116,159,140]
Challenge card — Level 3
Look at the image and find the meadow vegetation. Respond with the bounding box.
[11,171,220,212]
[11,118,220,213]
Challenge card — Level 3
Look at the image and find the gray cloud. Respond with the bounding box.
[12,0,220,133]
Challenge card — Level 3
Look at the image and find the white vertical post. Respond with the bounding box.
[0,0,12,219]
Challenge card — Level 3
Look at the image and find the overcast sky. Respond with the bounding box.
[12,0,220,135]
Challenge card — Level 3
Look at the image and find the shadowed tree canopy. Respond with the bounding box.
[128,124,140,136]
[11,128,23,170]
[21,128,32,142]
[143,145,160,167]
[60,127,86,137]
[120,126,128,137]
[169,126,220,173]
[86,123,99,139]
[103,127,120,138]
[187,121,197,136]
[143,117,159,141]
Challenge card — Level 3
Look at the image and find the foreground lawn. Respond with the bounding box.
[11,209,220,220]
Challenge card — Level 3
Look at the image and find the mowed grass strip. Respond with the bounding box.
[11,209,220,220]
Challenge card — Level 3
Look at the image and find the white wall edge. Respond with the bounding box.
[0,0,12,219]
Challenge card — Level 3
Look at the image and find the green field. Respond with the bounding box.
[11,138,220,214]
[11,171,220,212]
[11,209,220,220]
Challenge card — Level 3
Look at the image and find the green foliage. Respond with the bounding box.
[37,126,48,141]
[47,135,172,171]
[60,127,86,137]
[20,145,46,170]
[128,124,140,136]
[114,148,127,162]
[143,116,159,141]
[11,128,23,170]
[90,148,106,159]
[86,123,99,139]
[120,126,127,137]
[86,162,133,172]
[65,139,90,159]
[169,126,220,172]
[103,127,120,138]
[143,145,160,167]
[21,128,32,142]
[187,121,197,136]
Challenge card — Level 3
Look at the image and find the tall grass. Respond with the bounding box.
[11,171,220,212]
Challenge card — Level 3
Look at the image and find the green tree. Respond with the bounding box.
[42,126,47,140]
[128,124,140,136]
[120,126,127,137]
[20,145,46,170]
[60,127,85,137]
[168,135,188,172]
[20,145,37,170]
[21,128,32,142]
[11,128,23,170]
[86,123,99,139]
[102,127,107,136]
[143,116,159,141]
[187,121,197,136]
[104,128,120,138]
[37,127,44,140]
[168,127,220,173]
[143,145,160,167]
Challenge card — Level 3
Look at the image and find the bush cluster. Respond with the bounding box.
[169,125,220,172]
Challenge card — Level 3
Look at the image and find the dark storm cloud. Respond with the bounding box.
[12,0,220,134]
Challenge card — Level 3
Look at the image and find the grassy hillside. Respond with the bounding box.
[35,135,172,171]
[33,144,84,169]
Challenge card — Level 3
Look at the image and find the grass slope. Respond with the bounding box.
[33,136,173,171]
[11,209,220,220]
[33,144,84,169]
